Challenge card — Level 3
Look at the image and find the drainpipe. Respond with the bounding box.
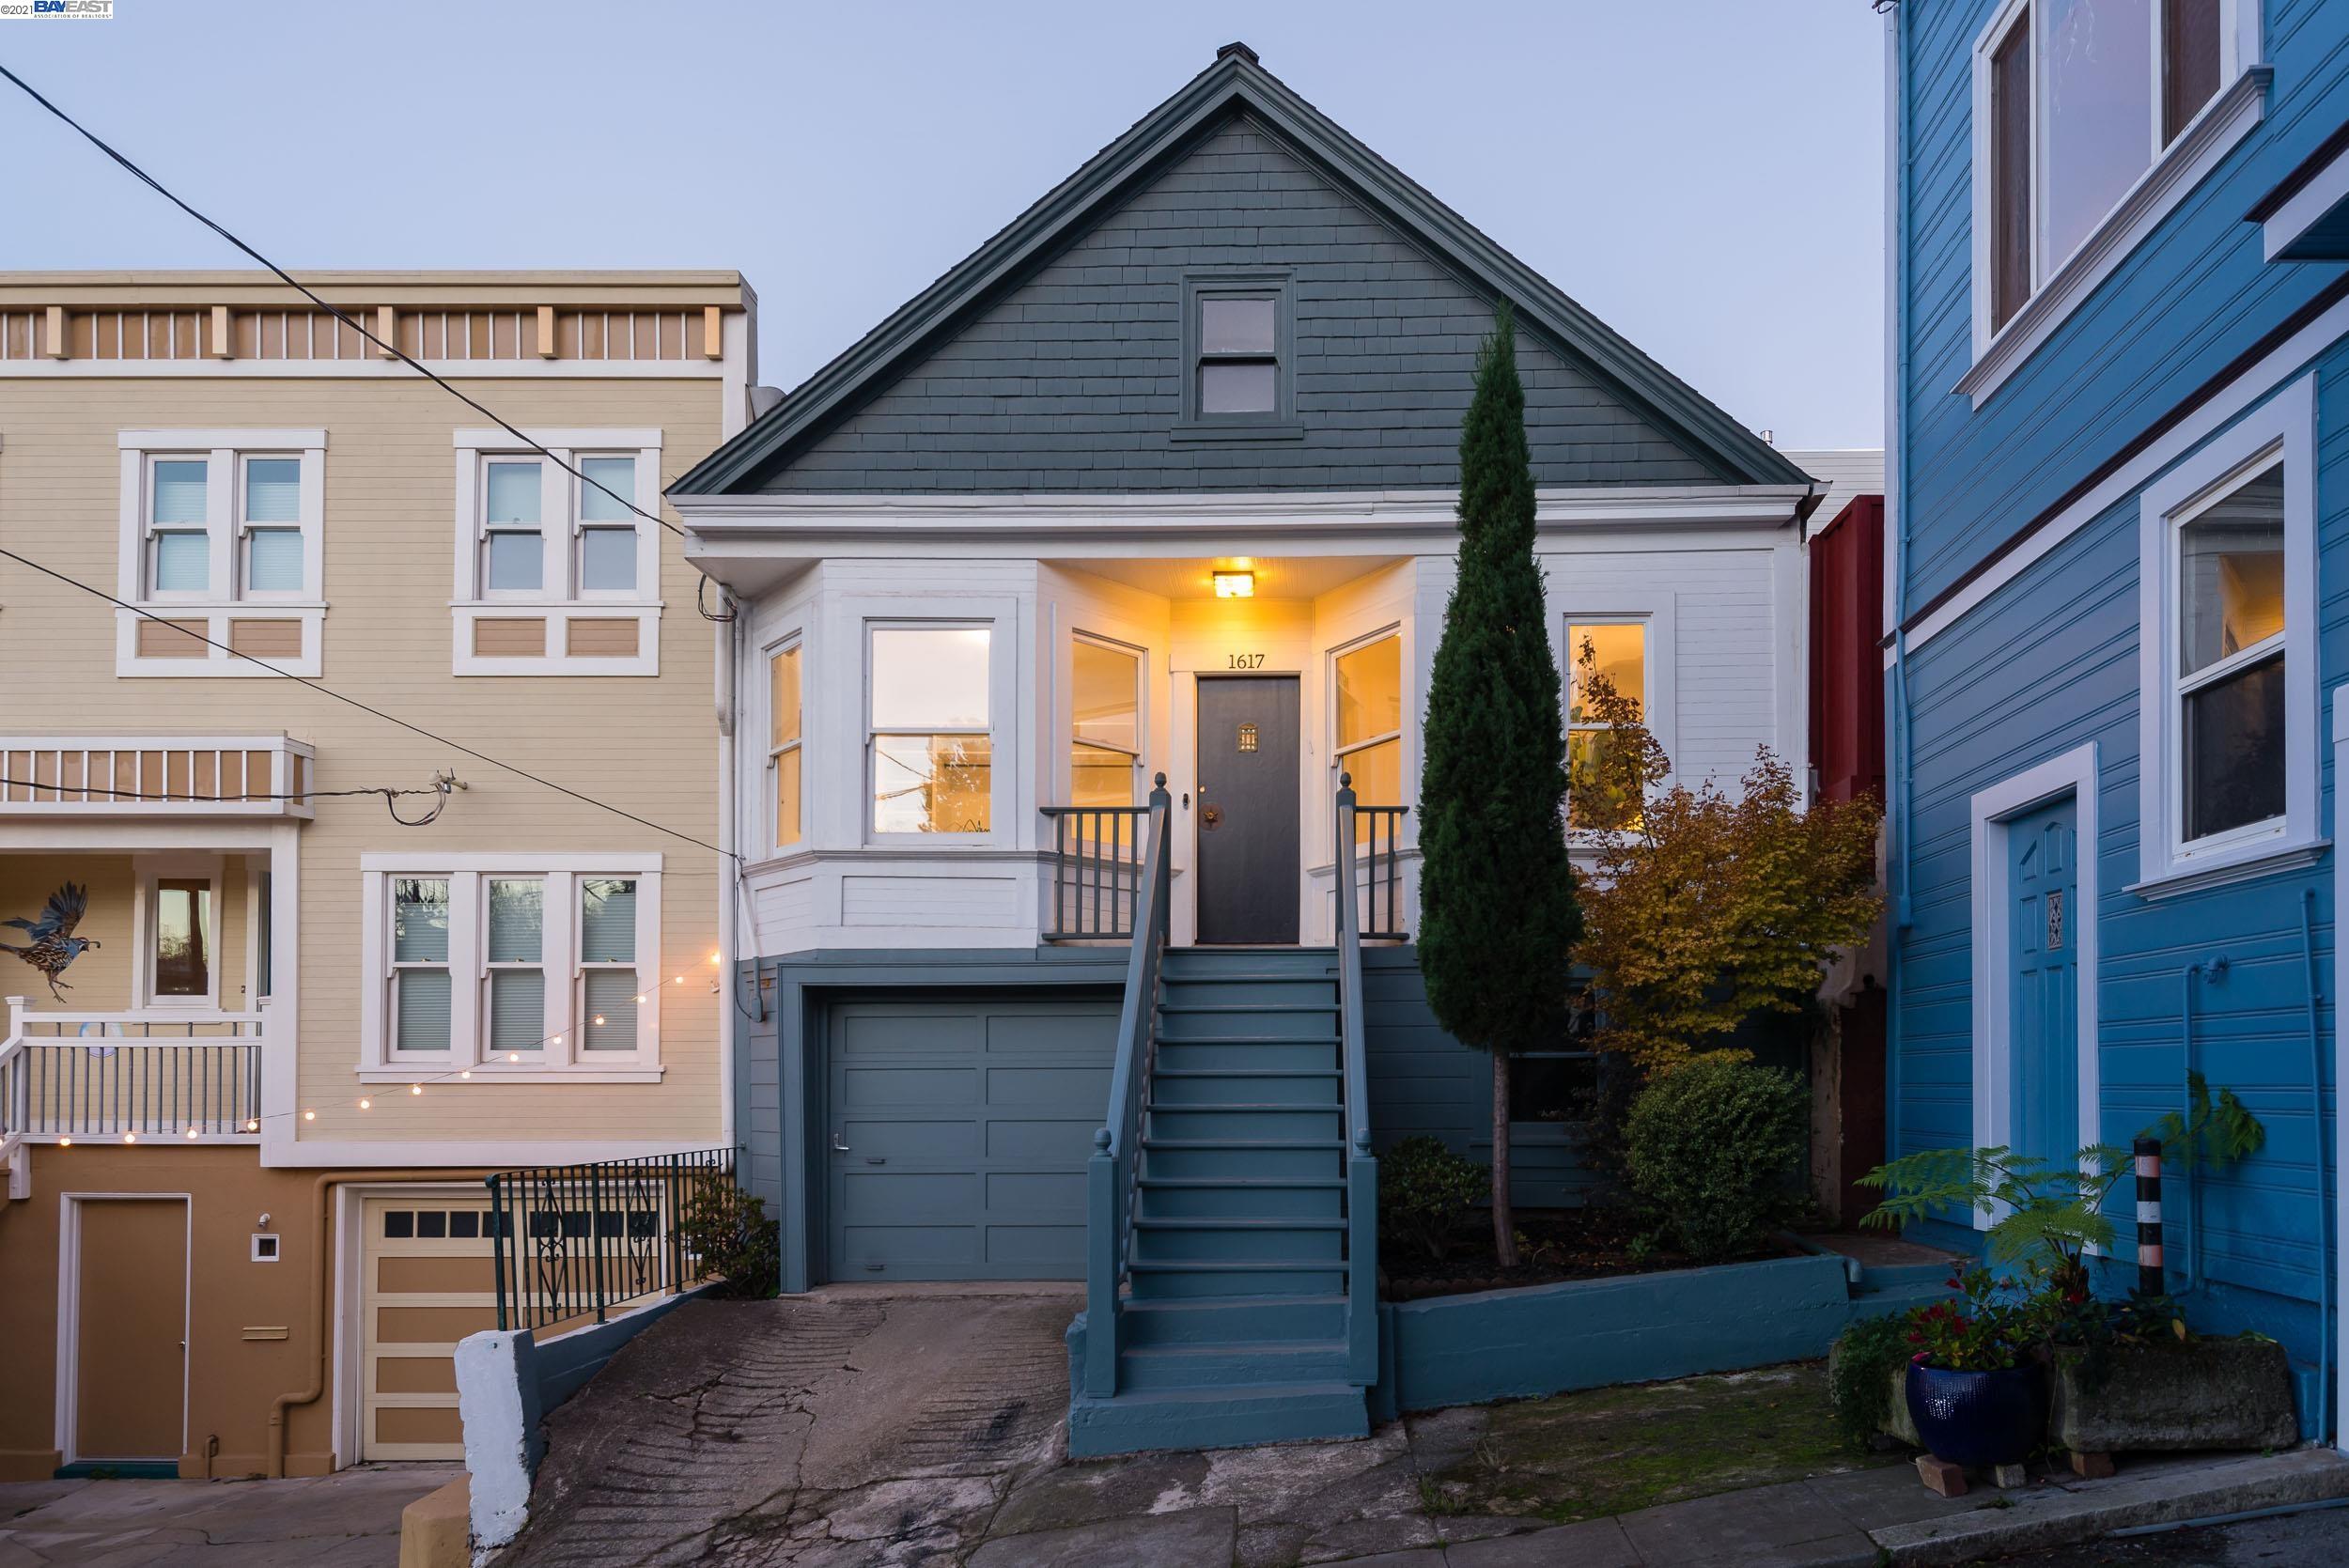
[715,588,738,1154]
[267,1169,485,1478]
[2301,889,2333,1438]
[2173,956,2228,1298]
[1882,0,1913,1163]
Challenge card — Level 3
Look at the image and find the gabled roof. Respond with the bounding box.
[674,43,1809,496]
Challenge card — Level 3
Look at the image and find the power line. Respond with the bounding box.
[0,770,461,826]
[0,58,737,623]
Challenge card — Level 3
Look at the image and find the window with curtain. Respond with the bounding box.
[770,643,803,849]
[148,458,210,596]
[1333,634,1402,835]
[1566,621,1646,831]
[391,877,452,1052]
[870,626,992,834]
[482,458,544,593]
[576,456,638,593]
[150,877,211,1000]
[485,877,545,1056]
[2175,464,2285,845]
[241,457,303,595]
[1071,637,1141,807]
[579,877,640,1051]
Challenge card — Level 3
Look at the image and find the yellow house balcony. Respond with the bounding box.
[0,735,315,819]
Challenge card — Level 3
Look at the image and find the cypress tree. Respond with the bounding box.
[1417,303,1579,1267]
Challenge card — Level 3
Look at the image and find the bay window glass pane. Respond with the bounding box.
[2179,467,2284,676]
[874,734,992,833]
[1335,637,1402,748]
[774,746,802,847]
[1343,737,1402,830]
[152,878,210,998]
[1201,297,1276,354]
[580,526,636,591]
[395,969,452,1052]
[583,968,638,1051]
[489,970,544,1052]
[487,878,543,963]
[153,531,210,592]
[244,458,301,521]
[1568,730,1644,831]
[1073,641,1139,753]
[2043,0,2155,270]
[1200,361,1276,414]
[871,628,989,728]
[771,646,801,747]
[485,461,541,523]
[2184,651,2285,841]
[1567,623,1644,722]
[579,457,635,520]
[1071,742,1134,808]
[580,878,637,963]
[151,459,208,523]
[393,878,449,962]
[246,527,303,592]
[487,529,543,591]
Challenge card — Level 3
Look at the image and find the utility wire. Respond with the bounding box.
[0,59,738,622]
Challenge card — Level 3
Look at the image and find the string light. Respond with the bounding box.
[185,1126,198,1140]
[634,994,647,1004]
[245,1120,258,1132]
[510,1051,522,1062]
[58,1136,70,1147]
[303,1110,316,1121]
[593,1015,606,1027]
[409,1084,422,1096]
[673,975,684,985]
[459,1069,472,1079]
[122,1131,135,1143]
[358,1097,372,1110]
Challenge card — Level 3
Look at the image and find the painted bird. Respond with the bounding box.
[1,881,100,1001]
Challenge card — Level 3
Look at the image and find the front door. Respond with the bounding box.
[2009,799,2078,1171]
[72,1198,187,1464]
[1195,675,1300,944]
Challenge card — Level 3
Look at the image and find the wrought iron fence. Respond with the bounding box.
[486,1147,739,1332]
[1041,804,1150,939]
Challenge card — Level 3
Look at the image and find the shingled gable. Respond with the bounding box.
[674,42,1811,498]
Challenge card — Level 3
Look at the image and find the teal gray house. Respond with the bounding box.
[670,43,1826,1452]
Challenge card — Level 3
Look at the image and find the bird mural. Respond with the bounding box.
[1,882,101,1001]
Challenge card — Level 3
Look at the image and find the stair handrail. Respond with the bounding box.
[1334,773,1379,1386]
[1084,772,1172,1397]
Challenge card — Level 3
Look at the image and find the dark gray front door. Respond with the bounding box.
[1196,675,1300,944]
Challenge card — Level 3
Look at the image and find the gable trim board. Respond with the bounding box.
[671,50,1807,500]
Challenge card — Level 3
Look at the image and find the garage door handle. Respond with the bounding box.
[864,1157,887,1165]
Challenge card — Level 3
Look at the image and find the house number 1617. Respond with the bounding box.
[1225,653,1266,669]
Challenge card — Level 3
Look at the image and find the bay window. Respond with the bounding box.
[770,641,803,849]
[869,625,992,835]
[1333,632,1403,831]
[1071,636,1143,807]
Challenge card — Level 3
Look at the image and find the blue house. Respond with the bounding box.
[1884,0,2349,1442]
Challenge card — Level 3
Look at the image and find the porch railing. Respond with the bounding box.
[1,1001,265,1144]
[1332,775,1380,1386]
[486,1147,739,1332]
[1081,775,1172,1396]
[1040,804,1151,939]
[0,735,315,818]
[1350,800,1409,941]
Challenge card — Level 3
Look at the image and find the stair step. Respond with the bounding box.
[1159,1015,1341,1043]
[1148,1070,1341,1108]
[1116,1339,1353,1390]
[1155,1029,1343,1046]
[1128,1260,1347,1298]
[1136,1178,1345,1219]
[1116,1292,1347,1345]
[1066,1380,1368,1458]
[1159,1001,1337,1014]
[1158,979,1339,1006]
[1140,1141,1346,1179]
[1132,1219,1345,1262]
[1155,1041,1339,1071]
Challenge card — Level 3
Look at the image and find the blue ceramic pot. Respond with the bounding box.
[1905,1360,2043,1467]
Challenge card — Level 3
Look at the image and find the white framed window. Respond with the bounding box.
[769,638,804,851]
[1963,0,2263,403]
[359,854,664,1081]
[116,430,325,676]
[1070,634,1143,807]
[451,428,661,675]
[132,857,223,1010]
[2135,376,2319,896]
[1565,619,1649,831]
[868,623,994,838]
[1331,630,1403,831]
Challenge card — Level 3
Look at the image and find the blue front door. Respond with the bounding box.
[2009,800,2078,1170]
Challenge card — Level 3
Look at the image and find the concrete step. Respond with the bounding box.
[1135,1177,1346,1219]
[1116,1292,1348,1346]
[1115,1339,1354,1391]
[1067,1380,1368,1457]
[1127,1259,1347,1298]
[1149,1068,1343,1105]
[1130,1216,1346,1263]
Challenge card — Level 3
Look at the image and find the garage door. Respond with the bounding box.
[361,1194,498,1461]
[826,996,1116,1281]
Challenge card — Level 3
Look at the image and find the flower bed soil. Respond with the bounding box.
[1380,1207,1802,1301]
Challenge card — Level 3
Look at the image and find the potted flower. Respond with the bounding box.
[1902,1264,2043,1467]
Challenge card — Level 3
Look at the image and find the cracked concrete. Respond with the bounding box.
[0,1465,458,1566]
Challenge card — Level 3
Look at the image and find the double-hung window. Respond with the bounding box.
[1071,637,1143,807]
[869,625,993,836]
[453,429,661,675]
[1179,273,1296,433]
[2136,378,2317,893]
[1566,621,1647,831]
[770,641,804,850]
[118,431,324,675]
[1333,632,1403,831]
[362,856,664,1079]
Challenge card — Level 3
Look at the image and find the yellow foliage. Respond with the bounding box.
[1567,638,1883,1077]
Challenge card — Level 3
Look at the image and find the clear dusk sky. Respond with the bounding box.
[1,1,1888,450]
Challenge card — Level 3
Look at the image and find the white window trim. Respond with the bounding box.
[1069,629,1147,807]
[1968,744,2103,1221]
[2134,375,2319,897]
[450,427,662,676]
[768,632,807,853]
[115,430,325,677]
[131,853,225,1011]
[1960,0,2267,407]
[863,612,1012,846]
[357,852,663,1082]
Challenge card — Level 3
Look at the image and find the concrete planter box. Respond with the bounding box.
[1377,1251,1860,1416]
[2050,1338,2299,1454]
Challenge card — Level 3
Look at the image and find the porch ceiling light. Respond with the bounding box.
[1213,569,1255,598]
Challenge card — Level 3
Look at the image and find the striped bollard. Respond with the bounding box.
[2133,1135,2164,1296]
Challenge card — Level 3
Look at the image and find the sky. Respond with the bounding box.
[1,1,1888,450]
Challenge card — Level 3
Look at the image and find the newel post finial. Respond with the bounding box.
[1339,770,1353,790]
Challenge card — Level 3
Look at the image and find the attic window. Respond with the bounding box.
[1176,272,1298,439]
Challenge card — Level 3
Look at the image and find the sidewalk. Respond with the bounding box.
[0,1466,458,1567]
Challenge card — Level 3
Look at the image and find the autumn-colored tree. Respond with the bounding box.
[1568,640,1882,1077]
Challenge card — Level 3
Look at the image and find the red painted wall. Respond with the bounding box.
[1808,495,1886,807]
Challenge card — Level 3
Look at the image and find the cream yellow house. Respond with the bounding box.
[0,271,754,1478]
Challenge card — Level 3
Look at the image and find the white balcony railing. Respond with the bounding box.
[0,735,314,818]
[1,1001,265,1147]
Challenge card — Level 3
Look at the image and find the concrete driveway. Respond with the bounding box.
[0,1465,459,1566]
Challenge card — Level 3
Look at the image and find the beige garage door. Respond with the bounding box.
[361,1195,498,1461]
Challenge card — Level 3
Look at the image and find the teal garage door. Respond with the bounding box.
[825,996,1117,1281]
